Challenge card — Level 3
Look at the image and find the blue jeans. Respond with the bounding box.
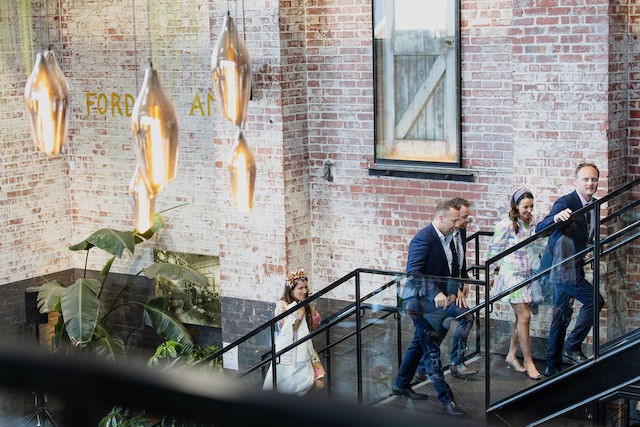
[394,309,454,404]
[418,303,473,371]
[546,276,604,369]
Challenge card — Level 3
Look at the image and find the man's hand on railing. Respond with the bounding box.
[554,208,572,223]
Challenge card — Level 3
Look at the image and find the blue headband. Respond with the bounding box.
[512,187,531,206]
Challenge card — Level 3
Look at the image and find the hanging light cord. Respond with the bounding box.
[146,0,152,67]
[44,0,51,50]
[56,0,64,71]
[242,0,246,41]
[132,0,139,91]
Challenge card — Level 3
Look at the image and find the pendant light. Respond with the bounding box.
[24,1,70,155]
[211,10,252,128]
[129,167,155,233]
[228,130,256,213]
[131,64,179,197]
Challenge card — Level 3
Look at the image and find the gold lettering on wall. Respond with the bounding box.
[85,91,215,117]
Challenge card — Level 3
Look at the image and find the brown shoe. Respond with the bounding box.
[450,364,478,378]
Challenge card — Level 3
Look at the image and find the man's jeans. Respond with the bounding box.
[394,312,454,404]
[418,303,473,373]
[546,277,604,369]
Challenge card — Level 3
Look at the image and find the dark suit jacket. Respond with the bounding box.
[536,190,593,277]
[405,224,460,321]
[407,224,457,299]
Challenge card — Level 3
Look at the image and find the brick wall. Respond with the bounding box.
[0,0,638,346]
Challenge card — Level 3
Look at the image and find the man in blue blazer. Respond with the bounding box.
[416,197,477,380]
[536,163,605,376]
[392,199,465,416]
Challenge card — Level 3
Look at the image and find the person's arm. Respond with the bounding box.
[536,196,572,233]
[486,220,509,262]
[406,231,431,296]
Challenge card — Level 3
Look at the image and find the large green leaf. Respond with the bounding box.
[101,256,116,278]
[143,298,193,349]
[61,278,101,346]
[37,280,65,313]
[143,263,209,288]
[70,229,135,258]
[88,229,136,258]
[92,323,126,360]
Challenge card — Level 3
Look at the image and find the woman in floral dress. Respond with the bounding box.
[487,188,543,380]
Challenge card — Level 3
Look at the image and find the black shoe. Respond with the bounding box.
[443,401,464,416]
[450,364,478,378]
[544,366,559,376]
[563,349,588,364]
[392,385,429,400]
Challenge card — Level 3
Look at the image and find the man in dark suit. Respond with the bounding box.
[416,198,477,379]
[536,163,605,376]
[392,199,464,416]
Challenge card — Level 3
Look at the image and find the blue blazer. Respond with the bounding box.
[405,224,460,317]
[536,190,593,276]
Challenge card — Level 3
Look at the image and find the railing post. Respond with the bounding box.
[355,269,363,404]
[269,321,277,392]
[485,263,491,410]
[326,324,332,397]
[593,201,601,360]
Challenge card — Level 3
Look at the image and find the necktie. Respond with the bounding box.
[450,239,460,278]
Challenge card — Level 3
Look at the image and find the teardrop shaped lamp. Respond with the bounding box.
[129,167,155,233]
[131,65,179,197]
[228,130,256,213]
[211,12,252,128]
[24,50,70,155]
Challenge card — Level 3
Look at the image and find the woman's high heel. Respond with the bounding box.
[505,357,526,373]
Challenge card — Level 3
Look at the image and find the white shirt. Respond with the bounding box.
[434,225,455,274]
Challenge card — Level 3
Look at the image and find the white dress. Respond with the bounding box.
[263,301,315,395]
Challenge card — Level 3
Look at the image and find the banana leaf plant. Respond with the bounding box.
[36,213,209,360]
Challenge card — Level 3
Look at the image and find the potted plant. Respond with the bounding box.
[36,213,208,359]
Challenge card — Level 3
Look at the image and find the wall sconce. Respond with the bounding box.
[211,11,252,128]
[228,130,256,213]
[24,49,69,155]
[129,167,155,233]
[131,64,179,197]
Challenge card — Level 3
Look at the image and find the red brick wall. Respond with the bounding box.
[0,0,638,340]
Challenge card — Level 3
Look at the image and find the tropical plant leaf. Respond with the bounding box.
[101,256,116,278]
[37,280,65,313]
[143,263,209,288]
[86,229,136,258]
[136,213,165,240]
[52,313,70,351]
[92,324,126,361]
[142,298,193,349]
[61,278,101,346]
[69,239,93,251]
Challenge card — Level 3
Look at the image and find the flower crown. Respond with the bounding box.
[286,268,308,289]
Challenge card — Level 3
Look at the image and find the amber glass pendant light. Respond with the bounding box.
[228,130,256,213]
[211,10,252,128]
[129,167,155,233]
[24,0,70,156]
[131,64,179,197]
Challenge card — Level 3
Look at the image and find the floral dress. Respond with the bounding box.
[487,215,542,304]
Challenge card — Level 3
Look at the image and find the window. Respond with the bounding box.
[373,0,461,169]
